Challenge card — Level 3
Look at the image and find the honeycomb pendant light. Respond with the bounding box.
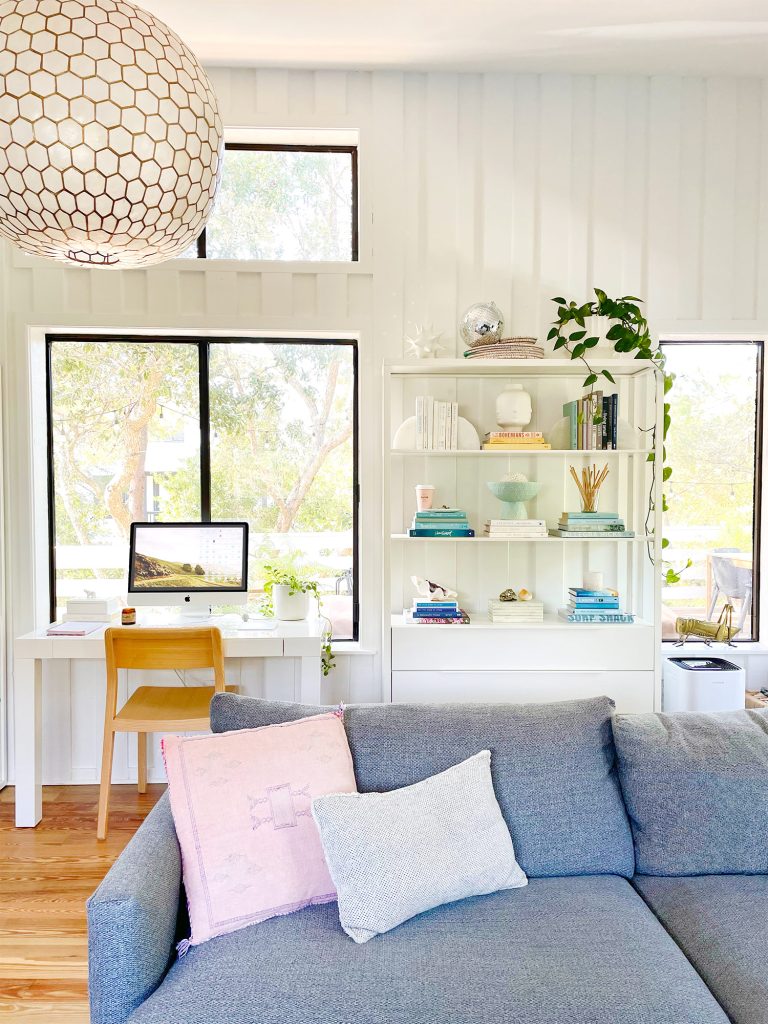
[0,0,223,267]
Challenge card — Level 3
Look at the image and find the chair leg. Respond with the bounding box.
[707,584,720,620]
[97,726,115,841]
[137,732,147,794]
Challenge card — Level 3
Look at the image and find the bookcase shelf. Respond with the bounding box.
[382,355,663,712]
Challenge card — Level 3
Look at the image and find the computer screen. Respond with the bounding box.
[128,522,249,594]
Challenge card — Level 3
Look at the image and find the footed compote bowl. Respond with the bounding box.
[486,479,541,520]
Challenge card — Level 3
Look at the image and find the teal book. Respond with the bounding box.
[409,528,475,537]
[562,401,578,450]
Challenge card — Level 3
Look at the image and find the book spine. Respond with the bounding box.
[555,530,634,538]
[408,528,476,537]
[601,396,608,450]
[611,393,618,450]
[451,402,459,449]
[426,396,434,450]
[569,402,578,450]
[415,396,424,450]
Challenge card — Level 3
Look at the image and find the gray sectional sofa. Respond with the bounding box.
[87,695,768,1024]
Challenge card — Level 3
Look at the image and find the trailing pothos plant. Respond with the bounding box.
[547,289,691,585]
[261,564,337,676]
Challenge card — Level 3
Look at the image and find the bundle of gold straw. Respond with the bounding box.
[569,463,609,513]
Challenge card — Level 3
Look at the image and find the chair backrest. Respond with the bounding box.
[711,554,752,601]
[104,627,225,691]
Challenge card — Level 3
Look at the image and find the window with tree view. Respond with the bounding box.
[661,341,762,641]
[183,144,358,261]
[48,337,358,640]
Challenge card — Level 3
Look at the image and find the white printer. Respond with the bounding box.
[663,656,745,713]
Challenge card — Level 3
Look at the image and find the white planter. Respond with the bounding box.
[496,383,532,429]
[272,584,309,621]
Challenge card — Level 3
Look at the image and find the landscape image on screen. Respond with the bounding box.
[131,525,245,591]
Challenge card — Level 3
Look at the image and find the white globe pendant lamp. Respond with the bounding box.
[0,0,223,267]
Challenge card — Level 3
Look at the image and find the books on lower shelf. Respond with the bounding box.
[560,586,634,623]
[482,431,551,451]
[405,599,470,624]
[488,599,544,623]
[562,392,618,450]
[553,512,634,538]
[558,608,636,623]
[410,507,474,537]
[414,396,459,450]
[484,519,547,538]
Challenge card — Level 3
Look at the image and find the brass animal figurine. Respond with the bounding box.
[675,604,738,646]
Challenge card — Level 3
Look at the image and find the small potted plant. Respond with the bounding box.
[262,564,319,620]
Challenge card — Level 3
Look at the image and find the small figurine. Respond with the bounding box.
[499,588,517,602]
[405,325,445,359]
[675,605,738,646]
[411,576,458,601]
[518,589,534,601]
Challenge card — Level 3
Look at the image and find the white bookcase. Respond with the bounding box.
[382,358,663,713]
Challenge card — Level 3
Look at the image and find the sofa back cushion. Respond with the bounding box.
[612,709,768,875]
[211,693,635,879]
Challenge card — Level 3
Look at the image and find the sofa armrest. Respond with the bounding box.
[87,792,182,1024]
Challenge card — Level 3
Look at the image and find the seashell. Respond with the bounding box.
[518,589,534,601]
[499,588,517,602]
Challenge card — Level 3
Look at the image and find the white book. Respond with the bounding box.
[415,396,425,450]
[436,401,447,450]
[47,621,104,637]
[63,611,118,623]
[444,401,452,450]
[486,519,546,528]
[451,402,459,449]
[426,396,435,450]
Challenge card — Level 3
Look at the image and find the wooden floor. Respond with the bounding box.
[0,784,164,1022]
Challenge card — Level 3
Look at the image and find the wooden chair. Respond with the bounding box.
[98,626,231,840]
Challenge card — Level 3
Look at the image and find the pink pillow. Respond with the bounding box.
[161,712,356,947]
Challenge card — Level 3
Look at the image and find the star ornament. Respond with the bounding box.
[405,325,445,359]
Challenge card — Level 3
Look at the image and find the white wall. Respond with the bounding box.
[2,69,768,783]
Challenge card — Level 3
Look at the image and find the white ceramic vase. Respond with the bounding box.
[272,584,309,621]
[496,383,532,429]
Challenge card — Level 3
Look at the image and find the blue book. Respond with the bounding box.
[568,588,619,597]
[558,608,635,623]
[570,601,620,610]
[413,518,469,526]
[411,609,463,619]
[561,512,619,521]
[569,595,620,604]
[414,510,467,519]
[413,601,458,609]
[409,528,475,537]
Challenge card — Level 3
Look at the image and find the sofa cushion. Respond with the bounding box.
[612,709,768,875]
[634,874,768,1024]
[210,693,635,879]
[312,750,527,943]
[127,875,728,1024]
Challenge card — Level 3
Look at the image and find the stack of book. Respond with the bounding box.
[414,396,459,450]
[484,519,547,539]
[552,512,634,538]
[409,508,474,537]
[405,599,470,624]
[562,393,619,450]
[488,599,544,623]
[558,588,635,623]
[482,431,551,451]
[464,337,545,360]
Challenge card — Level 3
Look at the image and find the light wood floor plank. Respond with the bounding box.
[0,784,164,1022]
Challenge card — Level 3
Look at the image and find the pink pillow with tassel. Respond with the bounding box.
[162,711,356,948]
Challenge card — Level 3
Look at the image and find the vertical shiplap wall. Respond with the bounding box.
[2,68,768,782]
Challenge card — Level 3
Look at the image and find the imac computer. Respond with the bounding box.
[128,521,249,616]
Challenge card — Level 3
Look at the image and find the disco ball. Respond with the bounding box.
[460,301,505,349]
[0,0,223,267]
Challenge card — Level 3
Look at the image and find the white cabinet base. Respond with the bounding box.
[391,670,655,713]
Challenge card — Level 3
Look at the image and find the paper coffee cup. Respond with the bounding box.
[415,485,435,511]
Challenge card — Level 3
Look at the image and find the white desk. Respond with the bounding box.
[13,616,324,827]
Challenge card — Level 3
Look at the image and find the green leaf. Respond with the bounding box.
[547,326,558,341]
[553,336,568,350]
[601,369,616,383]
[594,287,607,303]
[662,466,672,481]
[621,295,642,302]
[575,316,585,328]
[569,330,586,340]
[584,336,599,348]
[572,343,586,359]
[646,452,655,462]
[605,324,624,341]
[584,373,598,387]
[551,296,566,305]
[662,538,670,549]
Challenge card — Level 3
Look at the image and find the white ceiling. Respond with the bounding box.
[141,0,768,76]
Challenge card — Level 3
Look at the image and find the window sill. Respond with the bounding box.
[330,640,376,656]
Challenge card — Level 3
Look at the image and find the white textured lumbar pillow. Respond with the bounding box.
[311,749,528,943]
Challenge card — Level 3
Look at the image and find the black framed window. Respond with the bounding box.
[46,335,359,640]
[660,340,762,641]
[182,143,358,261]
